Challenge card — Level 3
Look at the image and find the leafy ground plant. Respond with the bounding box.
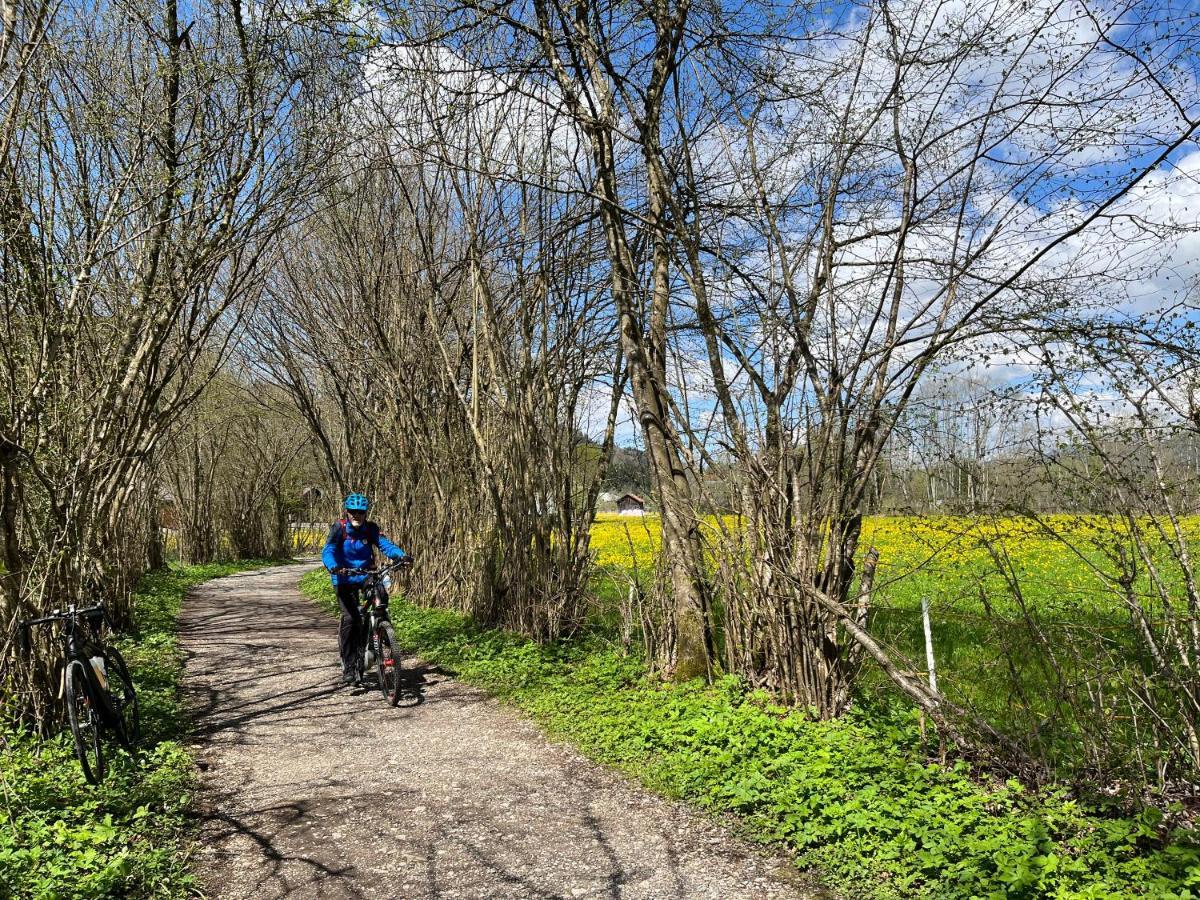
[300,568,1200,899]
[0,560,279,899]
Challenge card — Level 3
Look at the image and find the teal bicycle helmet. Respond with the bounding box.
[344,493,370,512]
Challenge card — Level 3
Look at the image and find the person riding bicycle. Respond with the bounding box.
[322,493,410,684]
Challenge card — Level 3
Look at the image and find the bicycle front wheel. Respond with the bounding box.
[376,623,403,705]
[105,646,140,749]
[65,660,105,784]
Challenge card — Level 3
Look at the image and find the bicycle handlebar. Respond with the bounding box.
[19,604,106,630]
[336,558,412,579]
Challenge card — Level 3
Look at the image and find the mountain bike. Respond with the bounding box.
[19,604,140,784]
[339,559,411,706]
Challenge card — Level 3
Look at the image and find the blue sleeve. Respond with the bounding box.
[322,523,341,573]
[376,532,408,561]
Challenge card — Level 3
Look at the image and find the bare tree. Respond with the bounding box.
[1001,304,1200,786]
[163,373,312,564]
[388,0,1200,731]
[255,57,624,637]
[0,0,351,724]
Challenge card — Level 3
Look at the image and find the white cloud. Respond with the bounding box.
[355,42,589,192]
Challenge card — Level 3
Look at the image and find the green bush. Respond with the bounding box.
[300,569,1200,899]
[1,560,280,899]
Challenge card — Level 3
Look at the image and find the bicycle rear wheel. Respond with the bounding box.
[65,660,105,784]
[105,646,140,749]
[376,623,403,706]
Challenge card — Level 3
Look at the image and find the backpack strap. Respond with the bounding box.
[325,520,344,547]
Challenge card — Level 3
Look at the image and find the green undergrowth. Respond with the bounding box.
[1,559,282,899]
[301,568,1200,899]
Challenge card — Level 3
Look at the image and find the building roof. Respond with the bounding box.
[618,493,645,505]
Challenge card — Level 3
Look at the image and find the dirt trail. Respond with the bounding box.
[180,564,823,899]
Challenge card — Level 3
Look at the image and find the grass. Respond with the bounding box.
[846,516,1199,779]
[0,559,281,899]
[300,567,1200,899]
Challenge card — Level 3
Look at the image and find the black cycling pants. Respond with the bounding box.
[336,583,363,672]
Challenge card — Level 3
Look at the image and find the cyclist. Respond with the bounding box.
[322,493,410,684]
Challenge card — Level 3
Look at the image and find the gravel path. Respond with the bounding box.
[180,564,826,900]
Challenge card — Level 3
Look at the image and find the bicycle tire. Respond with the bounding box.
[354,617,367,685]
[372,624,388,698]
[376,623,403,706]
[105,646,140,749]
[65,660,105,784]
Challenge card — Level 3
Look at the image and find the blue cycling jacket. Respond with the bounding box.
[322,519,408,586]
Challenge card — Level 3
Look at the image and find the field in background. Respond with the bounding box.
[162,526,329,559]
[290,524,327,555]
[591,511,1199,603]
[589,513,1196,778]
[589,511,1197,622]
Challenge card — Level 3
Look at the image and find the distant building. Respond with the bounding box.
[617,493,646,516]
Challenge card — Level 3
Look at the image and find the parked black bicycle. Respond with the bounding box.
[19,604,140,784]
[338,559,411,706]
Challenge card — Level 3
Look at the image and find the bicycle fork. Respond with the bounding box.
[60,663,97,724]
[362,621,378,672]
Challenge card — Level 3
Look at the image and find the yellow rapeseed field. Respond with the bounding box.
[589,512,1200,613]
[590,513,662,570]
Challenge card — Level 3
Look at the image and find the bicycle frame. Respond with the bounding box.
[340,560,407,607]
[339,561,408,671]
[23,606,121,727]
[364,565,401,628]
